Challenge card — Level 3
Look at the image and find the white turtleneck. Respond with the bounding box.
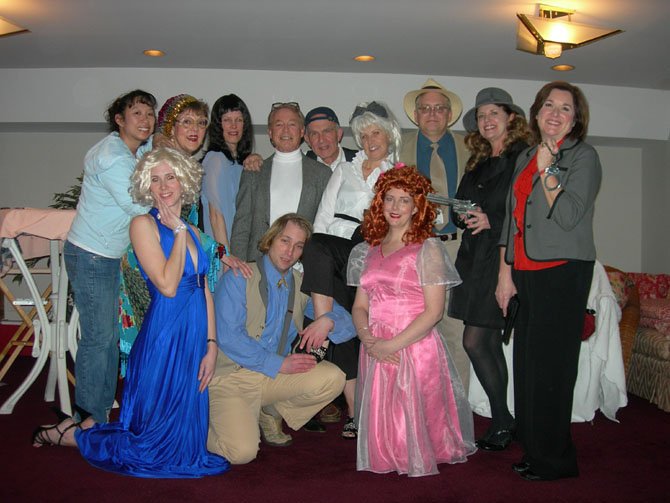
[270,148,303,225]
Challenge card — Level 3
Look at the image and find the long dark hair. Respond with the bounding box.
[206,94,254,163]
[464,106,532,172]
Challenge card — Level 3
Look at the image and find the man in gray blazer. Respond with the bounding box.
[231,102,332,261]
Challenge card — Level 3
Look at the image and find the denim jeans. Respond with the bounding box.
[64,241,121,423]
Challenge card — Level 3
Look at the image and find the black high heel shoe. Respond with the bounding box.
[475,428,515,451]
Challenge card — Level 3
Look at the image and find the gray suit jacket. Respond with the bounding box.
[230,153,332,261]
[499,138,602,263]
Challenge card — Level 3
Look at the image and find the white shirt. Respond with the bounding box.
[313,150,394,238]
[270,149,303,225]
[316,146,347,172]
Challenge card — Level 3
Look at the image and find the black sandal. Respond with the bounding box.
[292,337,328,363]
[310,345,327,363]
[32,420,80,447]
[341,416,357,440]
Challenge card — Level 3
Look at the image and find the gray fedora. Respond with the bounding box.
[462,88,525,133]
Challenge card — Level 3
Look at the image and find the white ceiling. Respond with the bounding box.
[1,0,668,90]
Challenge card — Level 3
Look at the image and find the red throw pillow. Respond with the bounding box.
[581,310,596,341]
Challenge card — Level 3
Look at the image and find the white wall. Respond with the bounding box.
[640,140,670,274]
[592,145,643,272]
[1,68,669,140]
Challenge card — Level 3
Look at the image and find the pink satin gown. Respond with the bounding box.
[351,238,476,477]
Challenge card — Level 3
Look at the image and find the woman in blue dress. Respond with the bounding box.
[32,147,230,478]
[201,94,255,248]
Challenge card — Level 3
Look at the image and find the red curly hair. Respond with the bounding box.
[361,165,437,246]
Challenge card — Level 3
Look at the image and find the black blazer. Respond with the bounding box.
[306,147,357,164]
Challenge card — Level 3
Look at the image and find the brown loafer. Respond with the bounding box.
[318,403,342,424]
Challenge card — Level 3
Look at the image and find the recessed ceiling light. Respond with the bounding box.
[354,55,375,62]
[143,49,165,57]
[0,15,29,38]
[551,64,575,71]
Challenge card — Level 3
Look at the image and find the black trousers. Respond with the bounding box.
[301,232,364,380]
[512,260,594,479]
[300,232,362,312]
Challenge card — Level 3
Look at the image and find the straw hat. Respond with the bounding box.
[403,78,463,127]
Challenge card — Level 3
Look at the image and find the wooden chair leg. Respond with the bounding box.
[0,279,52,381]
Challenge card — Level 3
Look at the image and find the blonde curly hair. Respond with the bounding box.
[130,147,203,207]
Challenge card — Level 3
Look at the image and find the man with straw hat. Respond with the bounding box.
[400,78,470,391]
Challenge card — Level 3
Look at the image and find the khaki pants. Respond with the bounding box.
[207,361,345,464]
[439,239,470,393]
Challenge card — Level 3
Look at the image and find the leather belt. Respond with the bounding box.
[334,213,361,224]
[438,233,458,242]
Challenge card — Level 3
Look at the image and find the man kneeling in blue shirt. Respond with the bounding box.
[207,213,352,464]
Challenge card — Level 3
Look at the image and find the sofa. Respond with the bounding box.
[603,266,640,376]
[626,272,670,411]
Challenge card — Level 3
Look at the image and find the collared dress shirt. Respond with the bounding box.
[215,254,355,378]
[416,132,459,235]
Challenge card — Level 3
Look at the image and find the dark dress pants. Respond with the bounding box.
[512,260,594,479]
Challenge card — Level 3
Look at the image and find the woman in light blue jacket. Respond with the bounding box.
[56,90,156,433]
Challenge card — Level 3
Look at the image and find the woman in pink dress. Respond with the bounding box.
[348,165,476,477]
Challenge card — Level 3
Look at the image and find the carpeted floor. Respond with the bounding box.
[1,356,668,503]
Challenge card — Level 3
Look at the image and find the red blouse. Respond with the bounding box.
[512,152,567,271]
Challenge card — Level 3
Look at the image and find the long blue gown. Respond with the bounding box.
[75,208,230,478]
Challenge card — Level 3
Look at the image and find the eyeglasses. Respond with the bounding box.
[272,101,301,111]
[174,118,208,129]
[416,104,450,115]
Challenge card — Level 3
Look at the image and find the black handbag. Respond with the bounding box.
[502,295,519,345]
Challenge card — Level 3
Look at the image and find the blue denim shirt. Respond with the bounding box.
[67,133,152,258]
[214,254,355,378]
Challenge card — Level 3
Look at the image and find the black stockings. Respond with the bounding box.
[463,325,514,432]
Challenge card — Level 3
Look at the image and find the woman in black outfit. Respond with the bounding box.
[448,88,531,451]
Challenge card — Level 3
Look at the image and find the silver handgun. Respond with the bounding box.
[427,193,478,215]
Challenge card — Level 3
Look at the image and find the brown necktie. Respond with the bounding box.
[277,277,287,289]
[430,142,449,228]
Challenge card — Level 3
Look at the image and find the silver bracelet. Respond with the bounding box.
[173,223,187,235]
